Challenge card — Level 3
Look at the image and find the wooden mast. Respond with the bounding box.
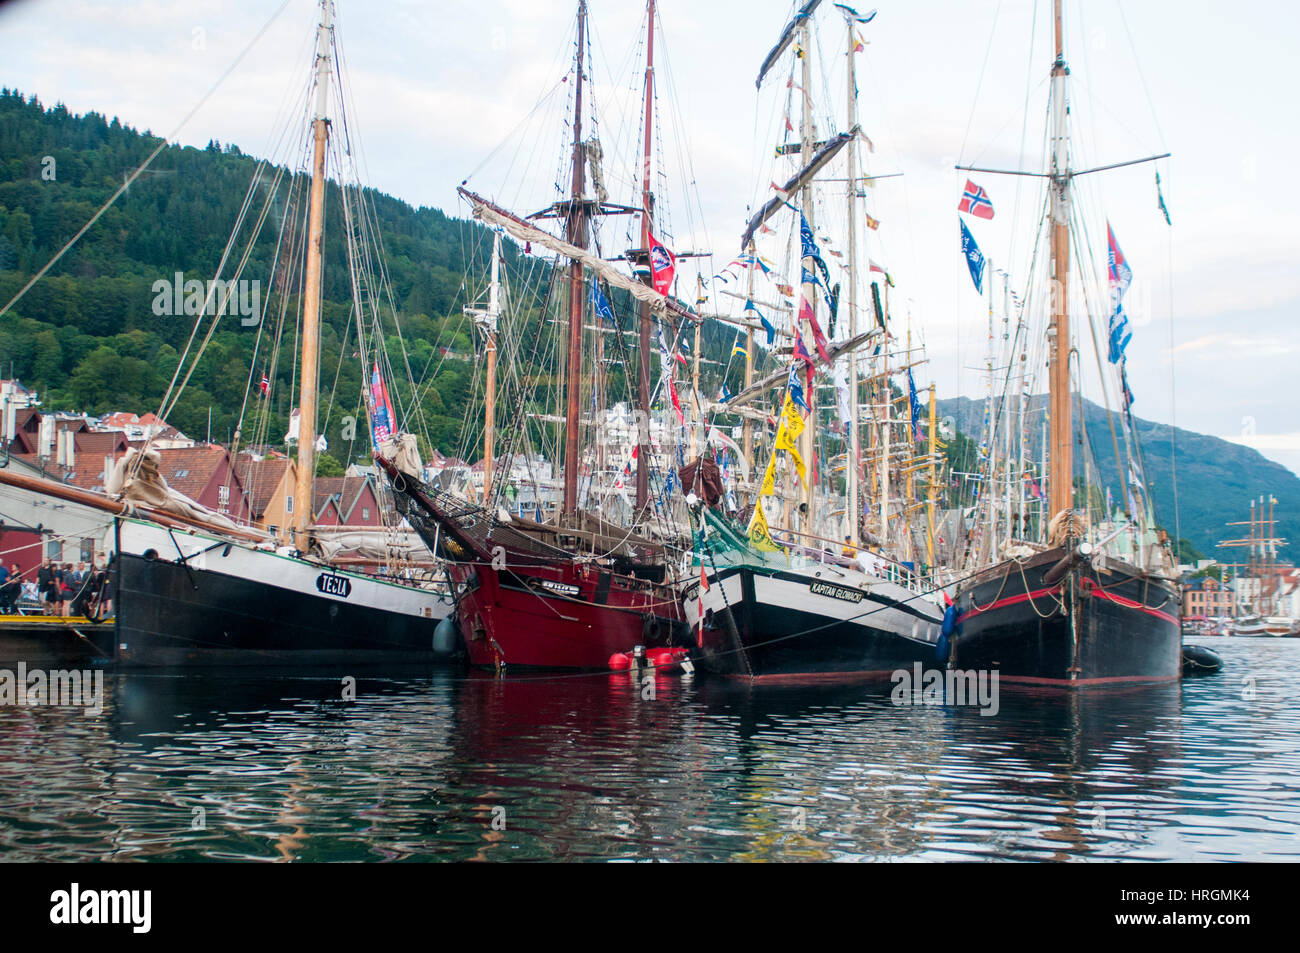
[741,239,756,503]
[562,0,589,517]
[843,9,861,547]
[466,231,502,503]
[926,384,937,574]
[484,238,499,503]
[293,0,333,550]
[1047,0,1073,520]
[634,0,656,516]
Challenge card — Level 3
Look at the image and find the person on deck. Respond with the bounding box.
[59,562,76,615]
[0,564,16,615]
[37,559,58,616]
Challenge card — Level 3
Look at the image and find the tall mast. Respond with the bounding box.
[293,0,333,549]
[635,0,656,514]
[926,384,937,578]
[562,1,589,516]
[797,18,817,533]
[467,231,502,503]
[878,280,889,550]
[741,239,757,495]
[1046,0,1073,519]
[843,9,861,547]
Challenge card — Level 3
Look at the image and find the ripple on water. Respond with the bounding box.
[0,642,1298,861]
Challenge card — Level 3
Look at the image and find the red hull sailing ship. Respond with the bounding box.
[377,462,679,669]
[378,0,690,670]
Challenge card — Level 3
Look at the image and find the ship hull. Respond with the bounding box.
[448,561,681,670]
[684,564,945,679]
[953,547,1181,684]
[113,520,453,667]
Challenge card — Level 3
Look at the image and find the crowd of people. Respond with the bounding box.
[0,558,112,618]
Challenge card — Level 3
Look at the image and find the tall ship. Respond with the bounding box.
[1218,496,1298,636]
[380,0,692,670]
[683,1,946,678]
[948,0,1181,683]
[0,0,455,666]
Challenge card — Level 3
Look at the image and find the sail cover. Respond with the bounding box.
[725,329,878,409]
[740,128,857,251]
[459,188,696,323]
[756,0,827,89]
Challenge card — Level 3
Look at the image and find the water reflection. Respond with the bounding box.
[0,640,1296,861]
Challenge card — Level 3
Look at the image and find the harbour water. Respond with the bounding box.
[1,639,1296,862]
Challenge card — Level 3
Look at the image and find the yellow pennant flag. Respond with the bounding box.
[747,501,782,552]
[786,442,807,488]
[759,452,777,497]
[773,396,807,486]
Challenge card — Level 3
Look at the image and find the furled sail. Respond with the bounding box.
[740,127,858,251]
[756,0,828,89]
[458,187,696,323]
[106,447,260,536]
[725,329,878,409]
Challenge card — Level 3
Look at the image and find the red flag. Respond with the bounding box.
[699,565,710,592]
[668,377,684,425]
[648,233,676,295]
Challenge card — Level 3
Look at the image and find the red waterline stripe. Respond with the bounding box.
[995,672,1180,686]
[1083,584,1179,626]
[724,669,900,684]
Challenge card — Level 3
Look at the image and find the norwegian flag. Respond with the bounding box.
[258,375,269,397]
[958,178,995,219]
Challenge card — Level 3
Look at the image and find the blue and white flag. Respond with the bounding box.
[907,368,925,442]
[591,279,615,324]
[745,300,776,347]
[1107,223,1133,364]
[959,218,985,294]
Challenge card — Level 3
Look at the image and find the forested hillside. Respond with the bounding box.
[0,89,493,458]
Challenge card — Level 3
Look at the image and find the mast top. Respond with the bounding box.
[312,0,334,123]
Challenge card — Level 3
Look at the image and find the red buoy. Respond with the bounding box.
[608,652,632,671]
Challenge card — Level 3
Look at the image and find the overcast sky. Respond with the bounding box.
[2,0,1297,481]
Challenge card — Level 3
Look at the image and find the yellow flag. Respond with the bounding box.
[773,396,807,486]
[747,501,782,552]
[759,452,777,497]
[786,442,807,487]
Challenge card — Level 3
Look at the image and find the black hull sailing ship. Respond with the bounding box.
[681,2,944,680]
[0,0,455,668]
[112,517,449,667]
[953,545,1180,683]
[948,0,1180,684]
[689,562,944,679]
